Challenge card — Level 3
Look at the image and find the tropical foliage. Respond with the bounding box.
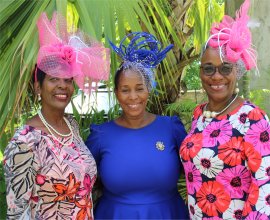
[0,0,225,219]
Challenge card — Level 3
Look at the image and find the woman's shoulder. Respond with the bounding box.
[156,115,185,128]
[4,125,40,159]
[240,100,268,117]
[157,115,179,122]
[88,121,115,136]
[11,125,41,143]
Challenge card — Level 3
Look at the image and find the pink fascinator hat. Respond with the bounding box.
[36,12,110,93]
[205,0,257,78]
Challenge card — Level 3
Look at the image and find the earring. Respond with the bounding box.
[38,94,41,101]
[235,83,239,94]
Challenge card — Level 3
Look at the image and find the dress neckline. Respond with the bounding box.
[201,100,247,119]
[112,115,159,130]
[21,124,71,141]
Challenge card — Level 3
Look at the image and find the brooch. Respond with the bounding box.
[156,141,165,151]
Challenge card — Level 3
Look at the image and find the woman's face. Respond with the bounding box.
[38,75,74,111]
[200,47,237,104]
[115,69,149,119]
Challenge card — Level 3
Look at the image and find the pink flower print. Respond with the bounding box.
[255,184,270,216]
[245,119,270,156]
[194,148,224,178]
[203,120,232,147]
[20,127,30,135]
[36,174,46,186]
[222,199,244,220]
[245,211,269,220]
[216,165,251,198]
[77,174,96,197]
[189,119,198,134]
[184,161,202,194]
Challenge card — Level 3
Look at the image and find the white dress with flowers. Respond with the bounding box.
[4,116,97,220]
[180,101,270,219]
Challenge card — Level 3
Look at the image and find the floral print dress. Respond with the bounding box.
[180,101,270,219]
[4,116,97,220]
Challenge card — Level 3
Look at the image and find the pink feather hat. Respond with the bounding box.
[205,0,257,76]
[36,12,110,93]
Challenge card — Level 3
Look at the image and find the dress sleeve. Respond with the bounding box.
[171,116,187,150]
[85,124,102,166]
[4,137,37,219]
[243,107,270,218]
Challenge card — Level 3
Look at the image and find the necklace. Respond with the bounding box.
[37,110,73,146]
[38,110,72,137]
[203,93,238,118]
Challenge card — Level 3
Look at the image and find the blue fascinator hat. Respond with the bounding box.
[109,32,173,90]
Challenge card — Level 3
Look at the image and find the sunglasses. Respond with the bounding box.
[200,63,234,76]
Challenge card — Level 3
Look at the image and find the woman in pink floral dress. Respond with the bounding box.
[3,12,110,220]
[179,0,270,219]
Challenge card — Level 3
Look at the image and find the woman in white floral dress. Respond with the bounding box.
[4,12,110,220]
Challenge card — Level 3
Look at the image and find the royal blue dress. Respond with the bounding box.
[86,115,189,219]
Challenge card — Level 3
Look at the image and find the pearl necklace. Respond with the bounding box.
[37,110,73,146]
[203,94,238,118]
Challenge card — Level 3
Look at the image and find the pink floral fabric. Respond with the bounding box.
[4,116,97,220]
[180,101,270,219]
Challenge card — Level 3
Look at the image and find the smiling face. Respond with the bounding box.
[200,47,237,105]
[36,74,74,112]
[115,69,149,120]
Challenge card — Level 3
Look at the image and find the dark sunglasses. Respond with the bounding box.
[200,63,234,76]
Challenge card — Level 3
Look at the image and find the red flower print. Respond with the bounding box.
[30,195,39,203]
[203,217,223,220]
[218,137,245,166]
[196,181,231,216]
[180,133,203,161]
[53,173,81,202]
[194,105,204,120]
[248,107,265,121]
[242,183,259,216]
[245,119,270,156]
[243,141,262,172]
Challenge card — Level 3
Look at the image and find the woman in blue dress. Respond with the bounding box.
[86,32,189,219]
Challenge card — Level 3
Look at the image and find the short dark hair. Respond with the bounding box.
[32,66,46,87]
[114,65,124,91]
